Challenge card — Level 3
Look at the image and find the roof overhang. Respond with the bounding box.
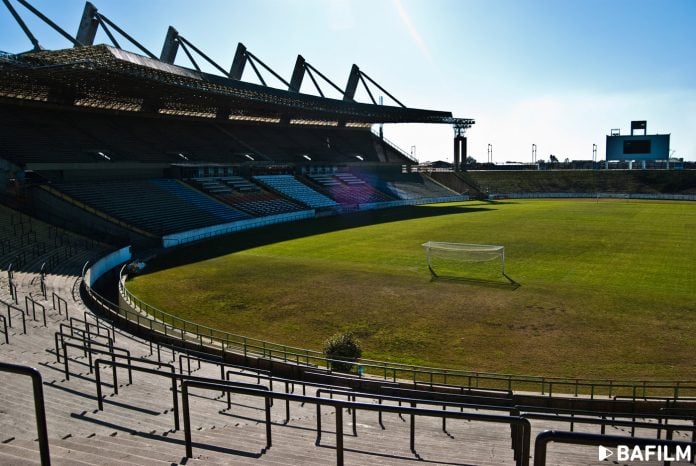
[0,45,463,125]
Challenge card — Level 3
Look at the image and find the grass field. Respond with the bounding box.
[127,199,696,381]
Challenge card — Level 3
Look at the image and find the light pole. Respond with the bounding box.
[487,144,492,164]
[532,144,537,164]
[592,143,597,163]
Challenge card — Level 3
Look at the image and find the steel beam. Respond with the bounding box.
[160,26,179,64]
[76,2,99,46]
[343,64,360,102]
[289,55,305,92]
[229,42,247,80]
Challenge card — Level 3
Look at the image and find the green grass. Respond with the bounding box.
[127,199,696,381]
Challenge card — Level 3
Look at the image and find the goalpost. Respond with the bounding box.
[422,241,505,279]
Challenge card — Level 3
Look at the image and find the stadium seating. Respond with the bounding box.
[187,177,307,217]
[253,174,339,209]
[306,172,395,204]
[222,191,306,217]
[358,172,458,200]
[49,179,251,235]
[0,104,397,167]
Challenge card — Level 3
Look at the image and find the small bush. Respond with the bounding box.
[323,332,362,373]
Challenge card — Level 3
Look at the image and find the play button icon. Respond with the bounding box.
[599,445,614,461]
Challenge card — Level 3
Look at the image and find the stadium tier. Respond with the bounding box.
[46,179,251,236]
[0,104,402,167]
[305,172,396,204]
[253,174,340,209]
[187,177,308,217]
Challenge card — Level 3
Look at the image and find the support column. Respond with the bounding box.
[75,2,99,46]
[229,43,248,80]
[343,65,360,102]
[451,119,472,172]
[289,55,305,92]
[453,135,467,172]
[453,137,461,172]
[160,26,179,64]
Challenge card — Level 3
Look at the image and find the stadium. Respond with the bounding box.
[1,1,695,465]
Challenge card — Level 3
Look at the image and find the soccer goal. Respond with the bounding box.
[422,241,505,280]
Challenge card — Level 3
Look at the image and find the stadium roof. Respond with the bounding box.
[0,45,470,126]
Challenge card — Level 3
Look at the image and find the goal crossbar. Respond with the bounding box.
[422,241,505,276]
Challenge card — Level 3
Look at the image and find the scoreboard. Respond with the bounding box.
[605,121,670,161]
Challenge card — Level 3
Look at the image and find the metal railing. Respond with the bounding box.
[0,314,8,344]
[515,405,696,440]
[181,379,531,466]
[371,127,418,164]
[315,386,519,448]
[533,430,695,466]
[45,305,694,466]
[51,292,68,319]
[110,267,696,399]
[2,298,27,334]
[25,295,46,327]
[0,362,50,466]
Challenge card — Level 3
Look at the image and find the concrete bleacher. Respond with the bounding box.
[1,210,695,465]
[49,179,251,236]
[253,175,338,209]
[0,205,107,275]
[187,177,306,217]
[306,172,395,205]
[359,172,458,200]
[219,176,260,193]
[455,170,696,196]
[224,192,306,217]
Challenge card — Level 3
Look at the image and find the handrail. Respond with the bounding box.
[533,430,695,466]
[316,386,518,445]
[94,358,179,430]
[182,379,531,466]
[0,362,51,466]
[51,292,68,319]
[519,410,695,439]
[110,269,696,399]
[93,357,276,433]
[0,314,8,344]
[59,337,131,383]
[181,380,271,459]
[370,127,418,164]
[25,295,46,327]
[2,298,27,334]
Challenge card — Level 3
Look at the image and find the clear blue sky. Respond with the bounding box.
[2,0,695,163]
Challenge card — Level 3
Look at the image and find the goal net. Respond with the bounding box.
[422,241,505,280]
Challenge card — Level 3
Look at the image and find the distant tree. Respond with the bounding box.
[549,155,558,163]
[466,156,477,165]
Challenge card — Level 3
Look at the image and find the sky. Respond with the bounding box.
[2,0,695,163]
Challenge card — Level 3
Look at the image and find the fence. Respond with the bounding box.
[359,195,468,211]
[488,192,696,201]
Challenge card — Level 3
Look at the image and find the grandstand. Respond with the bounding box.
[1,1,695,465]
